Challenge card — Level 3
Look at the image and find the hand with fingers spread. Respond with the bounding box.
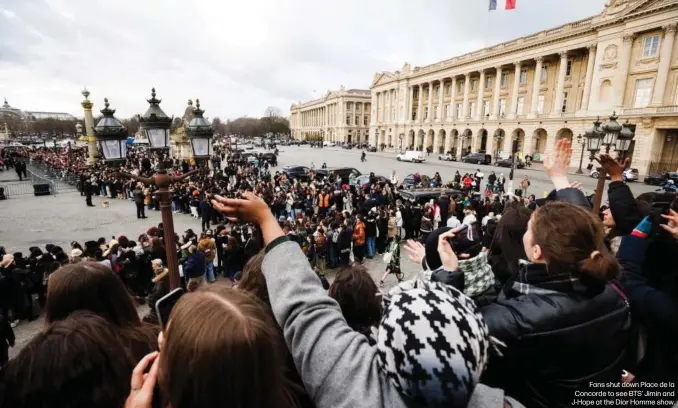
[124,351,159,408]
[211,192,271,224]
[403,240,425,265]
[570,181,584,192]
[661,209,678,239]
[437,230,459,271]
[596,154,629,182]
[543,138,573,190]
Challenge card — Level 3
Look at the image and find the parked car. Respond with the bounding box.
[260,153,277,166]
[400,173,428,189]
[397,150,426,163]
[282,165,311,182]
[438,153,456,162]
[495,157,526,169]
[323,141,337,147]
[367,146,377,152]
[398,188,466,206]
[325,167,362,185]
[644,171,678,185]
[590,167,639,181]
[461,152,492,165]
[342,144,353,150]
[353,174,391,189]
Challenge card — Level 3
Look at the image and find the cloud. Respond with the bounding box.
[0,0,608,120]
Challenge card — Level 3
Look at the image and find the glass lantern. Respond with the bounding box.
[139,88,172,150]
[93,98,128,162]
[602,113,621,147]
[187,99,214,159]
[146,128,169,149]
[99,138,128,160]
[616,121,635,154]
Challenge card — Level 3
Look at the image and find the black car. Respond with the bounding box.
[461,152,492,165]
[316,167,362,185]
[398,188,466,205]
[400,173,429,189]
[282,165,311,181]
[495,157,525,169]
[342,144,353,150]
[367,146,377,152]
[644,171,678,185]
[260,153,277,166]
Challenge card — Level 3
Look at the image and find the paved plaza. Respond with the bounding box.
[0,146,660,357]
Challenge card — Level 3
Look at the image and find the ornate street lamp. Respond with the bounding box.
[575,133,586,175]
[587,113,634,215]
[93,98,128,161]
[186,99,214,160]
[139,88,172,150]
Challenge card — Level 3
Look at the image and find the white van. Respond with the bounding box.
[397,150,426,163]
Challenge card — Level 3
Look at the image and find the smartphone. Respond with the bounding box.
[155,288,184,329]
[652,201,671,225]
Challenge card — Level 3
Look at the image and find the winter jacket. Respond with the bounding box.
[479,261,632,408]
[260,239,524,408]
[607,181,642,235]
[143,269,170,325]
[353,221,366,246]
[365,216,377,238]
[198,238,216,262]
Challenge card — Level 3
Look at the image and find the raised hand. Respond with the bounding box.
[595,154,629,182]
[661,209,678,239]
[211,192,271,224]
[437,230,459,271]
[543,138,573,178]
[124,352,159,408]
[403,240,425,265]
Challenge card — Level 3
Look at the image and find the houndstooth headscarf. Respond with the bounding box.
[377,279,491,407]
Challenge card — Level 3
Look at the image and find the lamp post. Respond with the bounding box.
[93,99,128,162]
[586,112,634,214]
[121,95,199,291]
[186,99,214,168]
[575,133,586,175]
[139,88,172,151]
[493,130,504,162]
[399,133,404,153]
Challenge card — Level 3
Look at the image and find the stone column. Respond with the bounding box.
[614,34,636,109]
[475,70,485,120]
[427,82,434,123]
[491,66,502,119]
[580,45,597,113]
[508,62,522,119]
[528,57,543,118]
[81,89,97,165]
[552,51,569,116]
[450,77,457,120]
[437,80,445,122]
[407,86,414,122]
[652,24,677,106]
[461,73,471,120]
[417,84,424,123]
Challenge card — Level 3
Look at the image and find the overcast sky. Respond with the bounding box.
[0,0,609,120]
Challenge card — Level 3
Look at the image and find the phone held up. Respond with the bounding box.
[155,288,184,330]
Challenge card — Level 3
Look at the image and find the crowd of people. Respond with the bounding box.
[0,138,676,408]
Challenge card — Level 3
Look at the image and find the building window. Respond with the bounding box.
[634,78,653,107]
[364,116,369,126]
[565,60,573,77]
[412,110,417,120]
[642,35,660,58]
[486,77,492,89]
[469,102,476,117]
[499,99,507,116]
[424,107,429,120]
[444,104,450,118]
[541,65,548,82]
[537,95,545,114]
[471,79,478,92]
[392,108,396,121]
[456,103,462,119]
[346,115,351,125]
[501,72,509,88]
[446,84,452,96]
[483,100,490,116]
[561,91,568,113]
[520,69,528,84]
[516,96,524,115]
[355,115,360,125]
[458,81,464,93]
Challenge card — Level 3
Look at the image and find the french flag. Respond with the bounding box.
[489,0,516,10]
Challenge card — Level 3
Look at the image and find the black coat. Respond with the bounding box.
[479,263,631,408]
[437,197,450,223]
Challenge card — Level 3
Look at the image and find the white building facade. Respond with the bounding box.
[370,0,678,175]
[290,87,371,144]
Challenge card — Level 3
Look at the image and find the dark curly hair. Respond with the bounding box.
[328,266,381,338]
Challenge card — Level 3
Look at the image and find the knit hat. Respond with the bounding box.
[377,279,491,407]
[457,252,495,297]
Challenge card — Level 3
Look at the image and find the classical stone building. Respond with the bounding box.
[370,0,678,175]
[290,87,371,143]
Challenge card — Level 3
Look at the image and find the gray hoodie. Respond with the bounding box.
[262,239,524,408]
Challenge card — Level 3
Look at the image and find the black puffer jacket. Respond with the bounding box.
[479,262,631,408]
